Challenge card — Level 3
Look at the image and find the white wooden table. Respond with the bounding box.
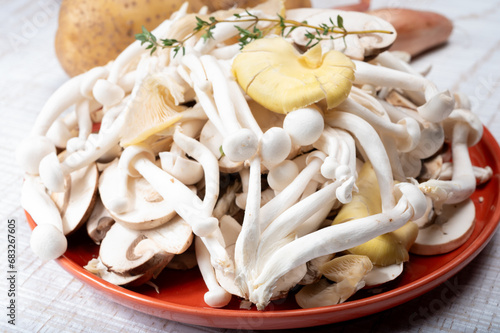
[1,0,499,332]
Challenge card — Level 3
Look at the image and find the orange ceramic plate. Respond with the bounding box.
[26,126,500,330]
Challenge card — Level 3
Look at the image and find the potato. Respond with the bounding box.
[55,0,311,77]
[55,0,203,77]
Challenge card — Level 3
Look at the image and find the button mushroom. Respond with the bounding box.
[410,199,476,255]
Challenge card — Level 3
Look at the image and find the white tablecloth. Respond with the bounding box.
[1,0,499,332]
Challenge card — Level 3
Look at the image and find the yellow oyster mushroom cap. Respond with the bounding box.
[332,162,419,266]
[231,37,355,114]
[120,75,197,147]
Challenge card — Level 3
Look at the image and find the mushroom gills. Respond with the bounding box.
[295,254,372,308]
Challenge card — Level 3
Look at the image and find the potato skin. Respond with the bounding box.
[55,0,311,77]
[55,0,204,77]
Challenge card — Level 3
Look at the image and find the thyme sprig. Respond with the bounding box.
[135,11,393,56]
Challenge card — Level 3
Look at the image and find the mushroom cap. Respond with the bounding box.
[30,224,68,261]
[98,222,173,276]
[260,127,292,166]
[159,151,204,186]
[222,128,259,162]
[86,195,115,244]
[363,263,404,287]
[286,8,397,60]
[295,254,372,308]
[232,37,355,114]
[99,159,177,230]
[442,109,483,146]
[93,79,125,107]
[199,120,243,173]
[51,159,99,235]
[283,106,325,146]
[267,160,300,192]
[410,199,475,255]
[119,74,204,147]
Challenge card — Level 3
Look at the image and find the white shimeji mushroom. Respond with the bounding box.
[353,60,455,123]
[22,175,68,261]
[325,111,396,212]
[418,108,483,212]
[249,182,426,310]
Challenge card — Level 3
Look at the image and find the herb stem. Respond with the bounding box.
[136,13,393,56]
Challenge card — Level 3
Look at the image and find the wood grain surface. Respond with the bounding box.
[0,0,499,332]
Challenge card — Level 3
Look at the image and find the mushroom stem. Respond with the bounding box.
[257,180,341,263]
[31,74,86,136]
[173,126,219,214]
[39,102,127,192]
[108,164,130,214]
[259,152,325,230]
[21,175,67,261]
[200,55,258,162]
[250,183,426,310]
[195,236,232,308]
[353,60,454,123]
[325,112,395,212]
[374,51,426,105]
[234,156,262,294]
[419,122,476,211]
[182,54,227,136]
[339,97,421,153]
[439,163,493,185]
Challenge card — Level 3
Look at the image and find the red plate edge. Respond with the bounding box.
[24,126,500,330]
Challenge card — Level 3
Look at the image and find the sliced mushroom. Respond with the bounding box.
[99,223,173,276]
[86,195,115,244]
[363,263,404,287]
[166,245,197,270]
[410,198,475,255]
[84,257,163,286]
[99,159,176,230]
[99,215,192,277]
[286,8,397,60]
[50,155,98,235]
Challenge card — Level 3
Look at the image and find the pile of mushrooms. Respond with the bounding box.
[18,0,492,310]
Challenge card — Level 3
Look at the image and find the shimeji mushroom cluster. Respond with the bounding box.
[18,1,493,310]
